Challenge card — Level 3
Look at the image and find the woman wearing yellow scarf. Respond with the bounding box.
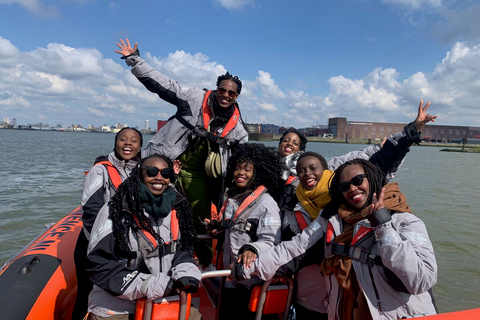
[286,151,333,320]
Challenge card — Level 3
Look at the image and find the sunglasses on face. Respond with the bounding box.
[143,166,173,179]
[337,174,367,192]
[217,87,238,97]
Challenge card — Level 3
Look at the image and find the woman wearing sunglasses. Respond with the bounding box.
[274,102,436,319]
[235,158,437,320]
[85,154,201,319]
[115,39,248,268]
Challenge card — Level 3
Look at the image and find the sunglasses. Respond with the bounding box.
[337,174,367,192]
[217,87,238,97]
[143,166,174,179]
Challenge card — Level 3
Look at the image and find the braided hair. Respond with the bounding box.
[108,154,197,256]
[216,72,242,94]
[328,158,386,211]
[225,143,283,199]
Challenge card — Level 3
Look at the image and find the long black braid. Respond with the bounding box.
[108,154,197,256]
[225,143,283,199]
[326,159,387,215]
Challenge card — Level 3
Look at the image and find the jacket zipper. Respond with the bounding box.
[368,265,384,315]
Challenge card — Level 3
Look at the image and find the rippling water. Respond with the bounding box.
[1,129,479,313]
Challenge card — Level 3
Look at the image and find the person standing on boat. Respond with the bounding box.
[73,127,143,320]
[115,38,248,268]
[234,158,438,320]
[85,154,201,319]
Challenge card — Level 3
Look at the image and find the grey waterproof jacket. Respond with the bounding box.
[124,55,249,179]
[239,206,437,320]
[86,188,201,317]
[81,151,139,239]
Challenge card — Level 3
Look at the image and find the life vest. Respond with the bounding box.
[324,221,381,267]
[218,186,267,236]
[280,175,299,210]
[324,217,410,293]
[133,210,180,273]
[175,90,241,148]
[201,90,240,138]
[84,158,122,191]
[294,211,310,231]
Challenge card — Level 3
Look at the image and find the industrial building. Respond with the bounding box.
[328,117,480,143]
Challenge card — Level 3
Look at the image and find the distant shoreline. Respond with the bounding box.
[2,127,479,149]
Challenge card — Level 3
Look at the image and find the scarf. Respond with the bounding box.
[296,169,334,219]
[139,183,176,218]
[319,182,411,320]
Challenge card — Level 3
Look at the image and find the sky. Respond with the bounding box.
[1,0,480,130]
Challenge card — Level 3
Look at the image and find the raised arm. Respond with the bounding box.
[367,100,436,175]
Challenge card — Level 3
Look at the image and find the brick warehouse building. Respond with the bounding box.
[328,117,480,143]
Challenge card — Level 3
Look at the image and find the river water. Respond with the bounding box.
[1,129,479,313]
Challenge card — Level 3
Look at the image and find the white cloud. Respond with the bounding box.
[211,0,255,10]
[2,36,480,128]
[258,103,278,112]
[255,70,286,98]
[0,0,58,17]
[381,0,443,11]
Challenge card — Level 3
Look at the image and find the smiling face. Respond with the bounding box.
[339,164,369,210]
[233,161,254,189]
[297,156,325,190]
[115,129,142,161]
[278,132,301,157]
[141,157,170,196]
[215,79,239,109]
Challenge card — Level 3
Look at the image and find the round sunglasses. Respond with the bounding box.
[337,174,366,192]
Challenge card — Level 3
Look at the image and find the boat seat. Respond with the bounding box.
[135,291,191,320]
[248,277,294,320]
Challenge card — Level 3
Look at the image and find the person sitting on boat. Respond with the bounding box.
[85,154,201,319]
[73,127,143,320]
[115,38,249,268]
[234,158,438,320]
[204,143,284,320]
[267,101,437,319]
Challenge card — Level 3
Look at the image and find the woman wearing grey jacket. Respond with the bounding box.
[235,159,437,320]
[86,154,201,319]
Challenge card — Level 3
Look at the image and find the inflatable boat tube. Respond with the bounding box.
[0,206,82,320]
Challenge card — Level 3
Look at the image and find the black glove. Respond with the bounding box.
[173,276,199,293]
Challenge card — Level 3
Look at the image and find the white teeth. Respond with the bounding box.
[353,194,362,200]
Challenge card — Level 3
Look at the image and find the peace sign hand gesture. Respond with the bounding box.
[369,187,386,215]
[414,100,437,132]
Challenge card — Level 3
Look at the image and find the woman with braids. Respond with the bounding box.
[273,103,436,319]
[73,127,143,319]
[234,158,437,320]
[115,39,249,268]
[85,154,201,319]
[204,143,283,320]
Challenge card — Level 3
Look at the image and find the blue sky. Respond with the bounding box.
[1,0,480,129]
